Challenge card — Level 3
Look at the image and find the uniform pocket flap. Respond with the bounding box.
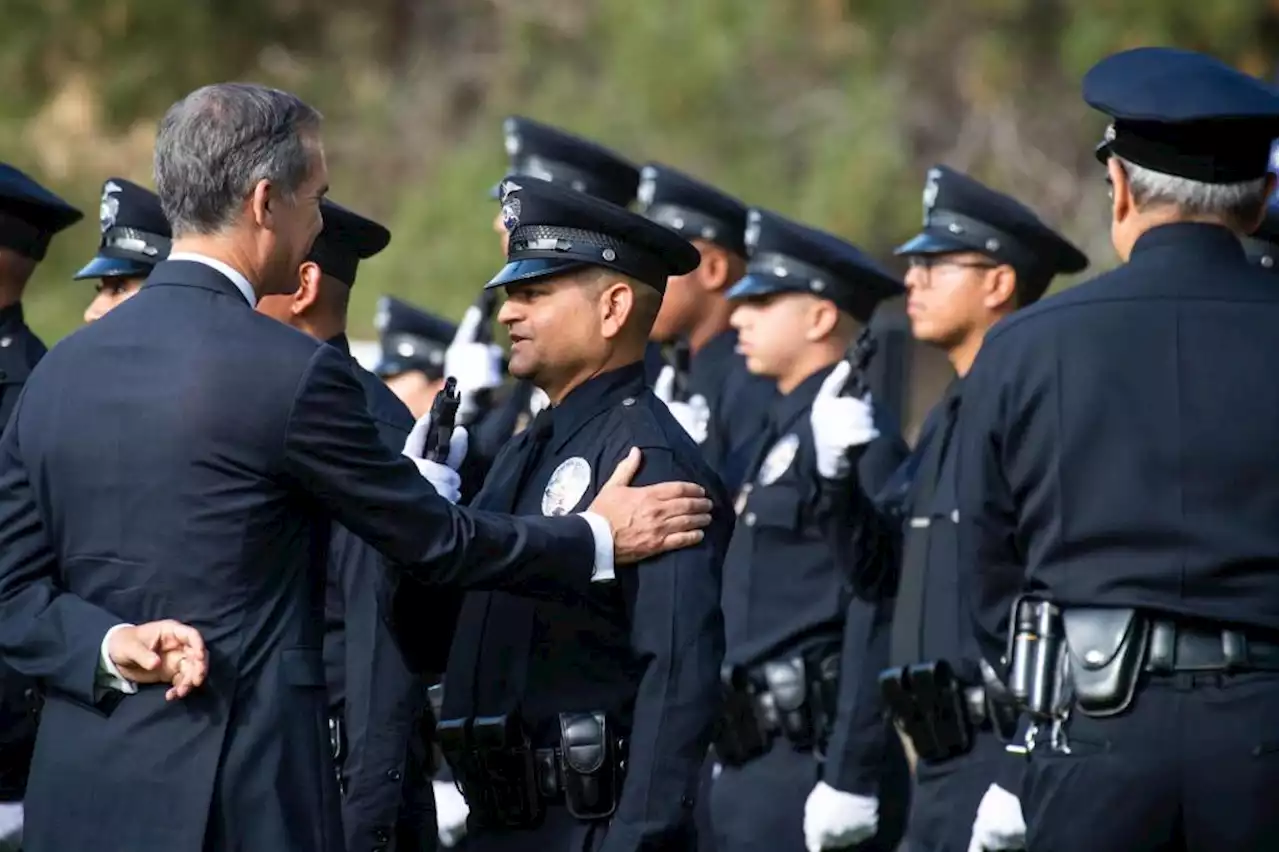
[1062,608,1140,671]
[743,487,802,529]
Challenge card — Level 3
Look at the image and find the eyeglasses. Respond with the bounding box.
[906,256,999,273]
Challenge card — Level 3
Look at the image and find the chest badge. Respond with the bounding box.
[543,457,593,516]
[757,433,800,486]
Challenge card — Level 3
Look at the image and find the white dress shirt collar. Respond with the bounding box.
[167,252,258,308]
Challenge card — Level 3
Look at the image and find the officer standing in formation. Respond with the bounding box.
[76,177,172,322]
[436,176,731,852]
[812,165,1088,852]
[707,208,908,852]
[639,164,777,492]
[956,47,1277,852]
[0,164,81,852]
[255,199,449,852]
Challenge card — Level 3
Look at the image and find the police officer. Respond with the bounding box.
[437,176,731,852]
[810,165,1088,851]
[467,117,660,464]
[256,200,443,852]
[637,163,777,492]
[955,47,1278,852]
[708,208,908,852]
[374,295,459,419]
[76,177,172,323]
[0,163,81,851]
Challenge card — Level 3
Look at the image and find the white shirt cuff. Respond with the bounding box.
[578,512,615,583]
[97,623,139,696]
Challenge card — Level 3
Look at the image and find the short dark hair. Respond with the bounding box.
[154,83,322,236]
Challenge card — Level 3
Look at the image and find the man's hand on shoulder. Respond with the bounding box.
[586,447,713,564]
[105,620,208,701]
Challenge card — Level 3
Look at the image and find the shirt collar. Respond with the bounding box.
[166,252,258,307]
[0,301,23,331]
[547,361,648,452]
[326,333,351,356]
[1130,222,1247,262]
[770,361,837,432]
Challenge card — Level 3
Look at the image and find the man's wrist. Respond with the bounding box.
[97,623,139,695]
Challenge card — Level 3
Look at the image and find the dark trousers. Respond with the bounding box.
[1023,671,1279,852]
[905,730,1023,852]
[465,806,606,852]
[710,740,906,852]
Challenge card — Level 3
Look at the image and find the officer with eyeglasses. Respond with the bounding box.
[806,165,1086,851]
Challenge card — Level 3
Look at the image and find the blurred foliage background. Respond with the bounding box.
[1,0,1276,344]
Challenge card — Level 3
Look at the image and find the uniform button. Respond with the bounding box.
[0,335,12,347]
[744,512,757,526]
[386,768,402,782]
[374,827,390,842]
[622,397,635,406]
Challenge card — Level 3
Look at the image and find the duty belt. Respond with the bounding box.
[1144,620,1279,673]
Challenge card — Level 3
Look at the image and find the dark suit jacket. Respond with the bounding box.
[0,260,597,852]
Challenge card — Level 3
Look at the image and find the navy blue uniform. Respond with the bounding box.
[711,364,908,852]
[957,222,1279,851]
[0,164,82,812]
[442,364,731,851]
[324,333,441,852]
[0,259,605,852]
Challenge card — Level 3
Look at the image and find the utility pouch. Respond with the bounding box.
[558,712,621,820]
[1062,608,1149,718]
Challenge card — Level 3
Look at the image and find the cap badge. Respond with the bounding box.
[499,180,522,232]
[637,167,657,209]
[373,296,391,332]
[922,168,941,226]
[744,210,762,253]
[1103,123,1117,144]
[543,457,593,516]
[100,180,122,234]
[503,118,521,157]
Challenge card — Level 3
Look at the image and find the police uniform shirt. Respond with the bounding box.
[441,363,733,845]
[721,365,904,669]
[956,47,1280,671]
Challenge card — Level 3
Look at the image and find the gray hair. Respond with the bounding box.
[154,83,323,236]
[1117,155,1269,233]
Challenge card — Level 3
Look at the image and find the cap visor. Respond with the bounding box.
[892,231,974,257]
[72,254,152,281]
[725,273,795,302]
[486,258,588,289]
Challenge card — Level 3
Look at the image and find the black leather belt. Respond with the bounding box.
[1145,621,1280,673]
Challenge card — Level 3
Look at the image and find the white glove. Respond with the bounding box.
[811,360,879,479]
[967,783,1026,852]
[445,306,506,423]
[402,414,468,504]
[653,365,710,445]
[803,782,878,852]
[0,802,22,849]
[433,780,470,848]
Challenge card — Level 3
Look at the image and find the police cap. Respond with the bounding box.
[74,178,172,281]
[487,176,700,292]
[0,163,84,261]
[373,295,457,380]
[493,117,639,207]
[1086,47,1279,183]
[307,200,391,287]
[894,165,1088,303]
[726,209,903,323]
[635,163,748,257]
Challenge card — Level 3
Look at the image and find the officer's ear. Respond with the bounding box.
[1108,157,1133,225]
[983,265,1019,311]
[292,261,323,315]
[596,278,635,341]
[804,297,840,342]
[696,242,730,292]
